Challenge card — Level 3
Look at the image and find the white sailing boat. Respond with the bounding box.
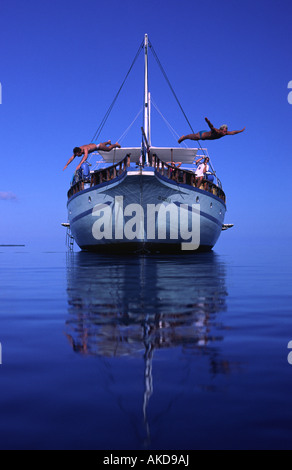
[65,34,231,253]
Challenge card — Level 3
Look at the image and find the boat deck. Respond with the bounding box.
[67,153,226,204]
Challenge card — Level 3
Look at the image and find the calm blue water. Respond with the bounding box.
[0,242,292,450]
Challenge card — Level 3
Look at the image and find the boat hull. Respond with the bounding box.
[67,169,226,253]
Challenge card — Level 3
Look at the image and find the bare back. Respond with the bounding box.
[79,143,97,154]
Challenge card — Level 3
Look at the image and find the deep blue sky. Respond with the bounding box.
[1,0,291,251]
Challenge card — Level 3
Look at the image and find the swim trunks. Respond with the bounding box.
[199,130,208,139]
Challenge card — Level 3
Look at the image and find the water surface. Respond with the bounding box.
[0,244,292,450]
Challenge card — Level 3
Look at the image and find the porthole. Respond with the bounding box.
[88,196,92,203]
[210,202,213,208]
[196,196,200,203]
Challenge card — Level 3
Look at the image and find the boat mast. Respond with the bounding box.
[143,34,151,157]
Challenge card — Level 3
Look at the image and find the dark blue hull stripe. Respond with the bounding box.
[70,201,222,228]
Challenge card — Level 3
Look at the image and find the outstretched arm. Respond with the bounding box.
[63,155,75,171]
[205,117,215,130]
[76,149,89,170]
[227,127,246,135]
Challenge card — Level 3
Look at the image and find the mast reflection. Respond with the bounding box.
[65,251,229,445]
[65,252,228,355]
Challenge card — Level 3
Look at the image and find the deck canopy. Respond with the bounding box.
[98,147,199,165]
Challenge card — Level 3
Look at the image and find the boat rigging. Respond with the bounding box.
[63,34,233,253]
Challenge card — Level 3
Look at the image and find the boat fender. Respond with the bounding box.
[81,163,90,179]
[206,173,214,182]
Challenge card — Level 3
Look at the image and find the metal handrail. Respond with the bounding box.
[152,154,226,203]
[67,152,226,204]
[67,154,131,199]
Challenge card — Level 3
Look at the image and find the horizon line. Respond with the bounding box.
[0,244,26,247]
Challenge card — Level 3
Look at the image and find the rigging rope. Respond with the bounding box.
[148,40,214,168]
[151,95,218,180]
[151,97,188,147]
[89,37,219,183]
[117,107,143,144]
[148,40,195,135]
[91,39,144,143]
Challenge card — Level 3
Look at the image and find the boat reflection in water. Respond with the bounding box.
[65,252,229,447]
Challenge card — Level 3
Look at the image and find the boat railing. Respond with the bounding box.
[67,151,225,204]
[67,154,131,199]
[151,153,226,203]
